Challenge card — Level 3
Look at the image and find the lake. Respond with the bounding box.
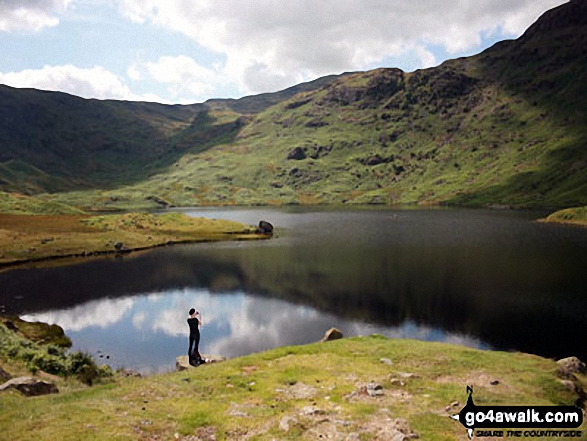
[1,207,586,374]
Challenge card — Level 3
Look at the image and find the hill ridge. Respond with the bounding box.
[1,0,586,210]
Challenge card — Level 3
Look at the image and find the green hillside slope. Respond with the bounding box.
[1,0,586,211]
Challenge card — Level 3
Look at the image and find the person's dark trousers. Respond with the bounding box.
[189,333,201,364]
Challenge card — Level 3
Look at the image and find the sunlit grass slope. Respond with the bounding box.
[0,335,584,440]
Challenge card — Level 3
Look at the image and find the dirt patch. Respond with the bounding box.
[435,371,512,392]
[277,381,318,400]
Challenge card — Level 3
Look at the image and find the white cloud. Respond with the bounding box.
[144,55,219,101]
[0,64,167,102]
[0,0,71,32]
[22,297,135,332]
[116,0,567,95]
[127,63,142,81]
[132,311,147,329]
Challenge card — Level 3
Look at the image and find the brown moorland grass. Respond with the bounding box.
[0,212,267,267]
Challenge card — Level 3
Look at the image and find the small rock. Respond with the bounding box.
[0,377,58,397]
[0,367,11,383]
[321,327,343,342]
[380,358,393,366]
[119,369,142,378]
[287,147,307,160]
[366,382,384,397]
[390,378,405,386]
[559,380,577,392]
[280,416,298,432]
[398,372,420,379]
[490,380,500,386]
[300,406,326,416]
[114,242,124,251]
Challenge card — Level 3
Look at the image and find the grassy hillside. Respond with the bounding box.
[542,206,587,227]
[0,191,82,215]
[0,331,584,441]
[1,1,587,211]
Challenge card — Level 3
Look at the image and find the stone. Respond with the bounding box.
[300,406,326,416]
[366,382,384,397]
[287,147,307,160]
[119,369,142,378]
[0,366,11,383]
[176,356,194,371]
[37,370,61,383]
[114,242,124,251]
[176,354,225,371]
[0,377,58,397]
[398,372,420,379]
[255,220,274,235]
[557,357,586,377]
[380,358,393,366]
[280,416,298,432]
[321,327,343,342]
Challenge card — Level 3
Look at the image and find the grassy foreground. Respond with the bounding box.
[0,334,584,441]
[0,212,265,266]
[542,206,587,227]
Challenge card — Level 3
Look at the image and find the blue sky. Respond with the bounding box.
[0,0,567,104]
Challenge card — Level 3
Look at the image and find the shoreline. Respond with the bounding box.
[1,321,585,440]
[0,212,271,270]
[0,233,269,271]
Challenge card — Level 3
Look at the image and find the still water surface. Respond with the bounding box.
[1,207,586,374]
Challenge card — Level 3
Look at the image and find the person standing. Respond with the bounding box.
[187,308,203,366]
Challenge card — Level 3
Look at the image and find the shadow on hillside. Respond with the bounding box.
[88,110,246,190]
[0,85,246,193]
[446,1,587,208]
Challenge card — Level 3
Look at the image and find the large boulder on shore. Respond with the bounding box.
[0,377,58,397]
[557,357,586,378]
[176,355,225,371]
[256,221,274,235]
[321,328,343,342]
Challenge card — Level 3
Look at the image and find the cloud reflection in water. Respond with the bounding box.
[22,287,488,374]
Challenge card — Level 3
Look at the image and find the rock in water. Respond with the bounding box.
[0,377,58,397]
[256,221,274,235]
[321,327,343,342]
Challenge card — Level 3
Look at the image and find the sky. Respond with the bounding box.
[0,0,568,105]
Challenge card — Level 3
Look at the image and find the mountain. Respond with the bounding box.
[205,72,355,114]
[1,0,586,210]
